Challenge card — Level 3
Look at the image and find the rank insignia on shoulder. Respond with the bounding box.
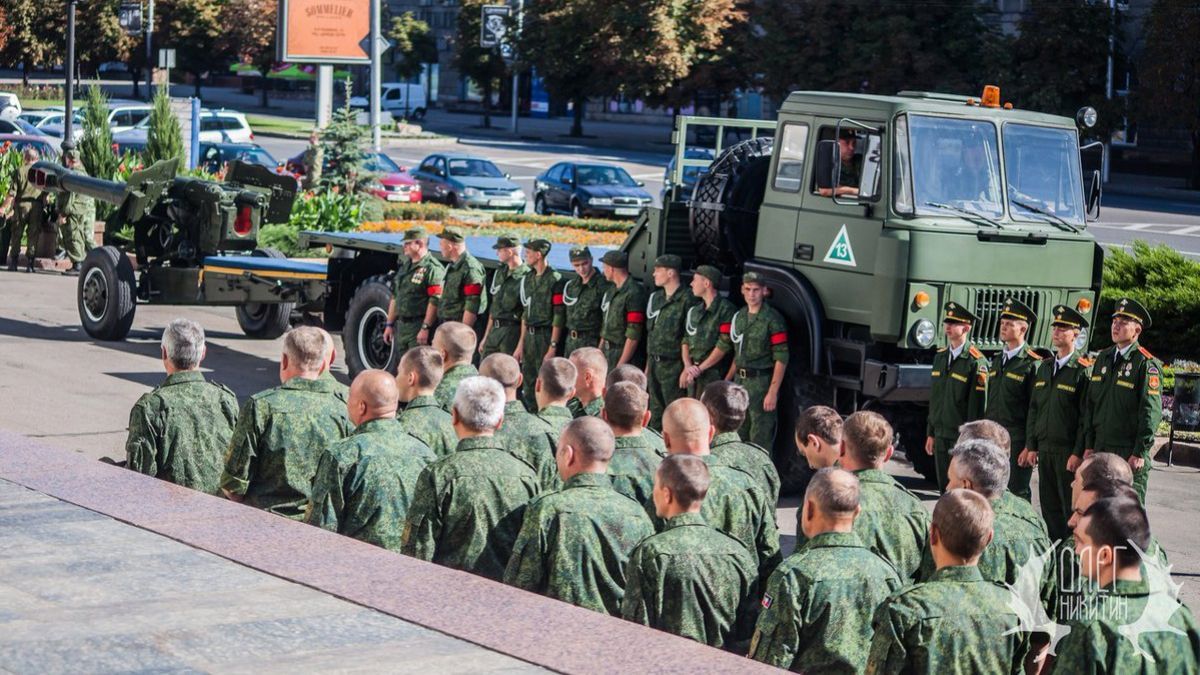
[969,345,984,359]
[937,347,947,353]
[1026,348,1042,360]
[1139,346,1155,360]
[1078,357,1094,367]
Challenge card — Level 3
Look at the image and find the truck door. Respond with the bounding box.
[757,117,812,269]
[794,121,886,327]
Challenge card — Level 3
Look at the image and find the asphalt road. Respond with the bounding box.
[0,270,1195,609]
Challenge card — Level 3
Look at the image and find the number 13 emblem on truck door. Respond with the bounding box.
[823,224,857,267]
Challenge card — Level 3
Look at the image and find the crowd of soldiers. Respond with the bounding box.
[118,227,1199,672]
[0,147,94,274]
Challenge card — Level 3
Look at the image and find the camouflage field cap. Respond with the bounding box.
[1112,297,1151,328]
[653,254,682,270]
[440,226,465,243]
[600,250,628,268]
[695,265,721,285]
[742,271,767,286]
[1051,304,1089,330]
[524,238,552,254]
[1000,297,1035,324]
[943,301,979,325]
[492,233,521,249]
[569,246,592,262]
[402,226,427,242]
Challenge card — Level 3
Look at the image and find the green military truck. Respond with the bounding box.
[624,87,1104,483]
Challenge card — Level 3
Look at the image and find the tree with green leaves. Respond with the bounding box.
[0,0,61,86]
[519,0,741,136]
[454,0,510,129]
[1137,0,1200,188]
[144,86,183,165]
[390,10,437,82]
[75,0,139,79]
[80,86,118,191]
[219,0,278,108]
[319,79,369,194]
[158,0,223,97]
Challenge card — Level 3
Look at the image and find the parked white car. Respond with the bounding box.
[116,109,256,144]
[108,105,153,133]
[0,92,21,121]
[349,83,427,120]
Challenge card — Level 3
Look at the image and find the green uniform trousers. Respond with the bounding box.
[646,356,686,431]
[392,318,424,356]
[1007,432,1033,502]
[934,436,956,493]
[736,372,777,450]
[521,326,553,404]
[1097,446,1150,504]
[564,330,600,359]
[9,203,41,261]
[482,321,521,359]
[60,216,93,263]
[601,339,644,372]
[1038,446,1074,544]
[688,366,726,399]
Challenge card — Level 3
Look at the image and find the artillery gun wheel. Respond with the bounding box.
[78,246,137,341]
[689,136,774,269]
[235,248,293,339]
[343,275,395,378]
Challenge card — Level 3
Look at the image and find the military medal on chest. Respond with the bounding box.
[411,267,426,284]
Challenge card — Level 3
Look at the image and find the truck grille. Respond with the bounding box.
[972,288,1051,349]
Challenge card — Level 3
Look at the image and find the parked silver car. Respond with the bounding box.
[409,152,525,211]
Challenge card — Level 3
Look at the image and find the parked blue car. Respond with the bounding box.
[533,162,653,219]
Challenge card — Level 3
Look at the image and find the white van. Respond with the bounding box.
[349,83,427,120]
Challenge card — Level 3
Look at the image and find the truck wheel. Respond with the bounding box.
[413,107,426,121]
[343,274,396,377]
[235,248,293,339]
[78,246,136,341]
[776,371,837,496]
[690,136,774,269]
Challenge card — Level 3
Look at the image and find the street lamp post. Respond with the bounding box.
[145,0,155,100]
[62,0,78,159]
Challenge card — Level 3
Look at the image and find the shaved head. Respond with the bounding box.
[480,353,521,391]
[806,467,860,518]
[349,369,400,424]
[1080,452,1134,490]
[663,398,712,455]
[606,364,647,391]
[570,347,607,378]
[561,416,616,464]
[434,321,477,364]
[400,346,444,388]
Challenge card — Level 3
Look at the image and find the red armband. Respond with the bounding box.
[719,322,731,335]
[770,331,788,345]
[627,311,645,324]
[426,285,442,297]
[552,293,564,306]
[463,283,483,296]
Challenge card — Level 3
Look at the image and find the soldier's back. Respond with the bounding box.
[126,371,238,495]
[398,394,457,458]
[697,460,781,584]
[853,469,929,580]
[495,403,559,488]
[607,435,662,504]
[711,432,781,506]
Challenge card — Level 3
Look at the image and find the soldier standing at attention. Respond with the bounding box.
[436,227,487,327]
[8,147,44,272]
[480,353,558,490]
[125,318,238,495]
[643,255,696,429]
[518,238,562,403]
[751,468,903,672]
[534,357,577,437]
[432,321,478,410]
[598,250,647,369]
[727,272,789,449]
[1020,305,1092,542]
[621,454,758,650]
[479,234,529,359]
[924,301,988,492]
[601,382,662,505]
[1080,297,1163,503]
[57,149,94,276]
[383,227,444,353]
[985,297,1040,500]
[567,347,607,417]
[681,264,737,397]
[503,417,655,616]
[867,490,1029,675]
[557,246,611,356]
[396,346,457,459]
[221,327,353,519]
[306,370,435,551]
[401,376,540,580]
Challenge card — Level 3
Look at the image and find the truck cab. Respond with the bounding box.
[627,87,1104,482]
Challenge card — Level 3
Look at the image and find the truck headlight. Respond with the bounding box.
[1074,327,1090,352]
[911,319,935,348]
[463,187,480,198]
[588,197,613,206]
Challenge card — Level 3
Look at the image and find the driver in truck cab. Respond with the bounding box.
[818,130,861,197]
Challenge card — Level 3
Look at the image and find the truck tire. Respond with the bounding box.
[235,248,293,339]
[690,136,774,269]
[776,371,837,496]
[78,246,137,341]
[343,274,396,377]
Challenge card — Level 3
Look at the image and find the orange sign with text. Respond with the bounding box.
[279,0,371,64]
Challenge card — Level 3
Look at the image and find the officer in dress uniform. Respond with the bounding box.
[925,301,988,492]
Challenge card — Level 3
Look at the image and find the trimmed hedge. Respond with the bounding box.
[382,201,450,221]
[1098,241,1200,361]
[500,212,635,233]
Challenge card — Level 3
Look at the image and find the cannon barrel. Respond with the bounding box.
[29,157,179,224]
[28,161,127,205]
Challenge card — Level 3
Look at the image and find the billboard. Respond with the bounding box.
[278,0,371,65]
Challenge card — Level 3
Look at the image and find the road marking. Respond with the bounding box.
[1092,222,1200,236]
[1175,225,1200,235]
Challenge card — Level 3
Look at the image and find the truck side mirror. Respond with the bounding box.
[1080,141,1103,221]
[814,139,838,192]
[1086,169,1102,220]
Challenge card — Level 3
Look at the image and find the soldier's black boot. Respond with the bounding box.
[63,262,81,277]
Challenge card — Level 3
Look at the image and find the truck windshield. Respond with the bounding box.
[1003,123,1085,226]
[907,115,1004,220]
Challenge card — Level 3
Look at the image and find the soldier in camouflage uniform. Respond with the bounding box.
[681,265,736,397]
[480,234,529,359]
[567,347,606,418]
[436,227,487,327]
[598,250,647,369]
[643,255,696,430]
[396,346,458,458]
[622,454,759,649]
[728,272,789,449]
[534,357,576,436]
[556,246,612,356]
[1021,305,1093,542]
[57,150,94,276]
[220,327,353,519]
[306,370,436,550]
[432,321,478,410]
[866,490,1030,675]
[518,238,562,404]
[481,353,559,490]
[925,301,989,492]
[601,382,662,504]
[125,319,238,495]
[1052,496,1200,673]
[504,417,654,616]
[1081,297,1163,503]
[605,365,668,457]
[800,412,929,579]
[702,380,781,506]
[984,297,1041,500]
[8,147,45,272]
[384,227,444,354]
[751,469,903,672]
[401,376,540,580]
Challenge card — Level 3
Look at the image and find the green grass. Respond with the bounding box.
[21,99,66,110]
[245,114,315,136]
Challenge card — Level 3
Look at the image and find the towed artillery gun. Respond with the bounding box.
[29,158,322,340]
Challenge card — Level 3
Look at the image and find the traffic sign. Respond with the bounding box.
[480,5,510,48]
[118,2,143,34]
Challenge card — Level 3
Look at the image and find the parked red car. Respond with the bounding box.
[286,151,422,203]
